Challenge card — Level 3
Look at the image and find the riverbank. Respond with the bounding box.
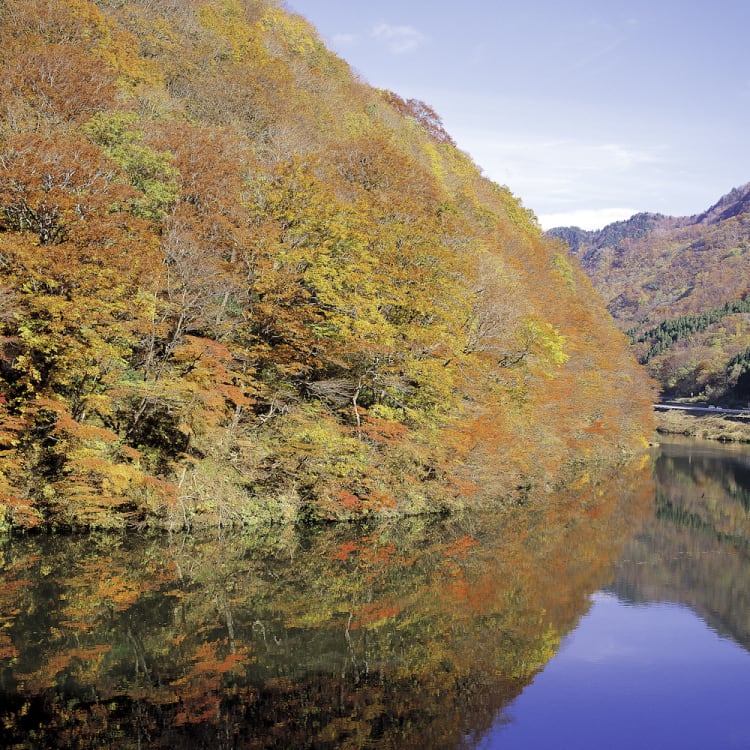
[655,408,750,442]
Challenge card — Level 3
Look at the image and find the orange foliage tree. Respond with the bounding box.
[0,0,653,530]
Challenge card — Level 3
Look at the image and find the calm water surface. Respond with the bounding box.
[481,595,750,749]
[1,439,750,748]
[480,438,750,749]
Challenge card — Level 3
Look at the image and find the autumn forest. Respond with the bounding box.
[550,184,750,404]
[0,0,654,532]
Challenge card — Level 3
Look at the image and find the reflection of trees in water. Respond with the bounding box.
[0,462,652,749]
[658,445,750,514]
[610,441,750,651]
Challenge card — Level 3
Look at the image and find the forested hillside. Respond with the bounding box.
[0,0,653,531]
[549,184,750,402]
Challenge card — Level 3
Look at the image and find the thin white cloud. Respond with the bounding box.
[556,36,624,78]
[371,23,426,54]
[455,132,660,180]
[538,208,638,231]
[590,143,657,170]
[332,32,358,46]
[441,124,666,224]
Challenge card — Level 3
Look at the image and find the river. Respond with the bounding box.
[1,439,750,748]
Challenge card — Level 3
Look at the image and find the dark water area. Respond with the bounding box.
[1,441,750,748]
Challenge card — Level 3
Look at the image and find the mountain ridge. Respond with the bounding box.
[694,182,750,225]
[548,182,750,248]
[547,183,750,401]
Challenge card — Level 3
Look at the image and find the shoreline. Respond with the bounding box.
[655,408,750,443]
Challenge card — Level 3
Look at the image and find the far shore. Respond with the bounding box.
[655,407,750,443]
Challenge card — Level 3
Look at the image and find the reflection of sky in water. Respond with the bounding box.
[476,593,750,750]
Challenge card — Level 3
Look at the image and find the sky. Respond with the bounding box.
[285,1,750,230]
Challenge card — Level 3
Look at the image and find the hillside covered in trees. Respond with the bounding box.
[549,184,750,402]
[0,0,653,531]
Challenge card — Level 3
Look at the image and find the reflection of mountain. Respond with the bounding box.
[0,463,652,749]
[608,440,750,650]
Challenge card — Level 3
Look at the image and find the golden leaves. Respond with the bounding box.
[0,0,654,530]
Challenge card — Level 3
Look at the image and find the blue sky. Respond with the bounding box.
[286,1,750,229]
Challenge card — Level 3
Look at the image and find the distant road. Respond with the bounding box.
[655,402,750,416]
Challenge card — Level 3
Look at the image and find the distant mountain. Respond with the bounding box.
[547,184,750,401]
[548,212,667,258]
[695,183,750,225]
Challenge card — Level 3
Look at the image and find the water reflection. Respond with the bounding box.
[481,438,750,749]
[2,442,749,749]
[0,460,651,749]
[612,438,750,648]
[479,594,750,750]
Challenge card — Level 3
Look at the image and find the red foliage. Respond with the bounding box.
[331,540,359,561]
[443,535,479,560]
[336,490,361,511]
[382,91,456,146]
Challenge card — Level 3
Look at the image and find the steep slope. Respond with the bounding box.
[0,0,653,531]
[548,184,750,400]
